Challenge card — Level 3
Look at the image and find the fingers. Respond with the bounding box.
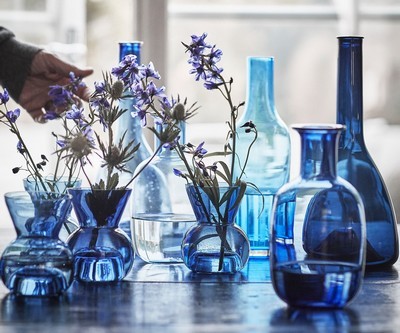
[44,52,93,78]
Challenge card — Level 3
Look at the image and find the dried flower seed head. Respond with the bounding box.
[69,132,93,159]
[111,80,124,99]
[107,145,122,168]
[172,103,186,121]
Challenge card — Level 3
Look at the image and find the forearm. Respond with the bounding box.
[0,26,42,101]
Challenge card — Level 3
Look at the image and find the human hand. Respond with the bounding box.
[19,50,93,122]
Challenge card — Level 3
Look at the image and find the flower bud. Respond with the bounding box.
[111,80,124,99]
[172,103,186,121]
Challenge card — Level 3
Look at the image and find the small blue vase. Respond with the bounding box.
[336,36,399,267]
[270,124,366,308]
[67,188,134,283]
[182,184,250,274]
[1,191,73,296]
[233,57,290,257]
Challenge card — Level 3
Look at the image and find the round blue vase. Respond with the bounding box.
[270,124,366,308]
[67,188,134,283]
[181,184,250,274]
[1,191,73,296]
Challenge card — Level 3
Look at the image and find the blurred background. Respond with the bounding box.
[1,0,400,226]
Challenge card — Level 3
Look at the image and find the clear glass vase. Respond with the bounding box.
[233,57,290,257]
[1,191,73,296]
[270,124,366,308]
[336,36,399,267]
[181,184,250,274]
[23,176,82,241]
[131,123,196,263]
[66,188,134,282]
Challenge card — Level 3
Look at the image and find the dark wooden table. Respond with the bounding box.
[0,230,398,333]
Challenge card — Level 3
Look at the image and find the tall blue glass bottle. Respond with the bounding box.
[336,36,399,267]
[116,42,152,234]
[234,57,290,257]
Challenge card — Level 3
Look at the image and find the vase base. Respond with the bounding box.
[187,251,244,274]
[6,267,70,297]
[74,249,126,282]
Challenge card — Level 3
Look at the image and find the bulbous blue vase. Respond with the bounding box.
[182,184,250,274]
[270,124,366,308]
[1,191,73,296]
[67,188,134,283]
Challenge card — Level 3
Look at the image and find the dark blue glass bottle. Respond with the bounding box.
[270,124,366,308]
[115,42,152,234]
[336,36,399,267]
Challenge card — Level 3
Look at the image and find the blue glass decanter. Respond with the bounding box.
[336,36,399,267]
[270,124,366,308]
[114,41,153,234]
[233,57,290,257]
[1,191,73,296]
[131,121,196,263]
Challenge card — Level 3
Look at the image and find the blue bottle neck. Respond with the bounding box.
[242,57,277,122]
[119,41,143,62]
[296,126,343,180]
[336,37,365,149]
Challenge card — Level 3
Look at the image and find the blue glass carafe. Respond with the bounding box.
[336,36,399,267]
[115,41,152,234]
[270,124,366,308]
[131,122,196,263]
[233,57,290,257]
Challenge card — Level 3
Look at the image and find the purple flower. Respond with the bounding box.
[146,81,165,100]
[143,62,161,80]
[194,142,207,157]
[49,85,73,107]
[94,81,106,93]
[66,104,84,120]
[6,108,20,123]
[112,54,145,86]
[43,111,59,121]
[16,141,25,154]
[189,33,211,56]
[173,168,184,177]
[69,72,86,92]
[131,107,147,127]
[0,89,9,104]
[56,139,66,148]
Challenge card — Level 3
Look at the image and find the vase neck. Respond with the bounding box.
[296,125,343,180]
[336,37,365,150]
[242,57,277,122]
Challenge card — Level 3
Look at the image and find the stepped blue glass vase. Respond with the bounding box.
[336,36,399,267]
[67,188,134,282]
[1,191,73,296]
[131,122,196,263]
[181,184,250,274]
[113,41,153,235]
[23,176,82,240]
[270,124,366,308]
[233,57,290,257]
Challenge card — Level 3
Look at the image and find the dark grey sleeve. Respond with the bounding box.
[0,26,42,102]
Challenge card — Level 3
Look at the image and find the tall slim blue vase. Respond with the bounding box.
[336,36,399,267]
[234,57,290,257]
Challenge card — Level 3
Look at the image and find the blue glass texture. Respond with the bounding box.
[233,57,290,256]
[67,189,134,282]
[181,185,250,273]
[23,177,82,240]
[1,191,73,296]
[336,37,399,267]
[270,125,366,308]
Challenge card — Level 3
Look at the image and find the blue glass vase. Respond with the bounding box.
[336,36,399,267]
[131,122,196,263]
[1,191,73,296]
[270,125,366,308]
[233,57,290,257]
[23,176,82,240]
[66,188,134,282]
[113,41,153,235]
[182,184,250,274]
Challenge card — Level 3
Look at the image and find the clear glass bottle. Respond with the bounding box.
[234,57,290,257]
[131,122,196,263]
[336,36,399,267]
[270,124,366,308]
[115,42,152,234]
